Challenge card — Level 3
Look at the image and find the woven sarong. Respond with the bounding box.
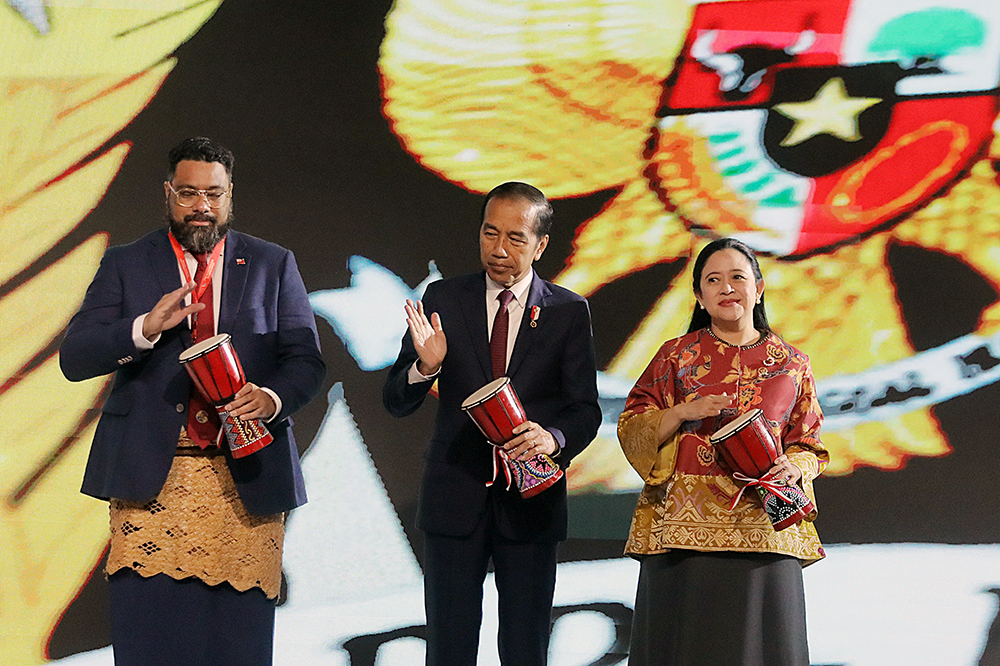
[107,436,284,599]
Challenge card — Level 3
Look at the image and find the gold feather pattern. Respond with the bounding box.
[0,2,223,662]
[380,0,691,195]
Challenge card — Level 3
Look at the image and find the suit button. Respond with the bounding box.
[176,404,185,413]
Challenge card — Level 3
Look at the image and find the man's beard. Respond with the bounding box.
[166,208,233,254]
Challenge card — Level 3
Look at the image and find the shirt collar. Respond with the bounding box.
[486,270,533,307]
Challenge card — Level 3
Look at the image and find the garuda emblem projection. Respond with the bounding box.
[379,0,1000,488]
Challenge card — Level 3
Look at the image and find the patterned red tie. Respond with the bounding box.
[491,289,514,379]
[187,253,221,448]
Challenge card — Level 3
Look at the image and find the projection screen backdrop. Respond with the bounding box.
[4,1,1000,664]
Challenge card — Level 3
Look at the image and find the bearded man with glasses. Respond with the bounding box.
[60,136,326,666]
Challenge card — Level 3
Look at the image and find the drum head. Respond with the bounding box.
[179,333,231,362]
[461,376,510,409]
[710,408,763,443]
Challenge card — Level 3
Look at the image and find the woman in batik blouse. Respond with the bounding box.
[619,237,828,666]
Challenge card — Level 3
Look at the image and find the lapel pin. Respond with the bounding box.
[530,305,540,327]
[235,258,245,265]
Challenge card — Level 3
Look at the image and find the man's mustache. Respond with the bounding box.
[184,212,216,223]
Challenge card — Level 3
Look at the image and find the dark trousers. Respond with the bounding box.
[108,569,276,666]
[422,511,558,666]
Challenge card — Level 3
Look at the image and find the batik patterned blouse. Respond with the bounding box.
[618,328,828,564]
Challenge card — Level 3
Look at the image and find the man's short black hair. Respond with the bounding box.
[481,182,553,238]
[167,137,235,180]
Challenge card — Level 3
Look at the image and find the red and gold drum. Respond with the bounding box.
[711,408,814,531]
[461,377,563,498]
[710,408,780,477]
[179,334,272,458]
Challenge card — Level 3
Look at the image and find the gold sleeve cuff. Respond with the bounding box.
[786,449,821,482]
[786,450,822,522]
[618,409,679,485]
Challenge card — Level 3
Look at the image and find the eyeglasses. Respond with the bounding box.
[167,183,231,208]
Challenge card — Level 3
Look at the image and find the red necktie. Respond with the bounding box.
[187,253,221,448]
[491,289,514,379]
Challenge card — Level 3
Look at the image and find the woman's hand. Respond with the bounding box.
[657,393,734,445]
[674,393,734,422]
[767,454,802,486]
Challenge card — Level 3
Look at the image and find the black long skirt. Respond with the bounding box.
[628,550,810,666]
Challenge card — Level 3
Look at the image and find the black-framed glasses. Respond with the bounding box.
[167,183,231,208]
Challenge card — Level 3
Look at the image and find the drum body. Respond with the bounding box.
[178,334,244,404]
[461,377,525,444]
[710,409,780,477]
[461,377,563,498]
[179,334,272,458]
[710,408,814,531]
[758,481,816,531]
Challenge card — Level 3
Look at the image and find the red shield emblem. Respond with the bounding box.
[647,0,1000,256]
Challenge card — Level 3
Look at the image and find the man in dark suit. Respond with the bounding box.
[383,182,601,666]
[60,137,325,666]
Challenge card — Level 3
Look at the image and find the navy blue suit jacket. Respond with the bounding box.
[383,271,601,542]
[60,228,326,516]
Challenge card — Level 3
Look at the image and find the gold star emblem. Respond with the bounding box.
[773,77,882,147]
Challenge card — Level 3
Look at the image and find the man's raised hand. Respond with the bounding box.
[142,281,205,341]
[405,298,447,376]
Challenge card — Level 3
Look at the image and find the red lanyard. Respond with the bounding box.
[167,231,225,304]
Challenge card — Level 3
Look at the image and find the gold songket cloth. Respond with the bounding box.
[107,435,285,599]
[618,328,829,564]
